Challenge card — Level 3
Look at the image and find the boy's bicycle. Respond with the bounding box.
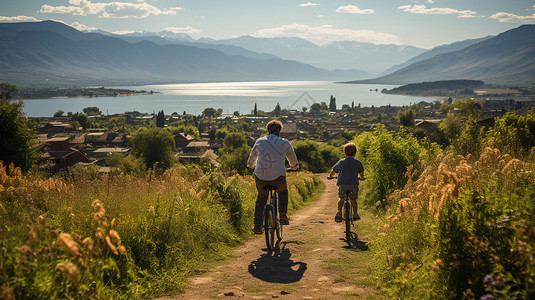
[328,176,365,243]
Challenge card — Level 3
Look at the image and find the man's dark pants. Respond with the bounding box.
[254,176,288,225]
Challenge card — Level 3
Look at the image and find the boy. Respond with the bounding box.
[327,142,365,221]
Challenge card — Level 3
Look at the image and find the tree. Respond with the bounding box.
[53,110,64,118]
[0,82,17,100]
[329,95,337,112]
[202,107,217,118]
[156,110,165,128]
[273,102,281,116]
[218,132,251,174]
[71,112,90,129]
[130,127,177,170]
[397,109,415,127]
[82,106,102,116]
[254,103,258,116]
[0,98,37,171]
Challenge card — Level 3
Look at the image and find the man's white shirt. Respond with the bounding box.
[247,134,298,181]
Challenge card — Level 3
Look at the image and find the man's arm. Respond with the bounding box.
[247,143,258,169]
[286,143,299,170]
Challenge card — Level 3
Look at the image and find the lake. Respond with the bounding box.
[22,81,438,117]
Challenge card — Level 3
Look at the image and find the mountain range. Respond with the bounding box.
[0,21,367,87]
[348,25,535,86]
[0,21,533,87]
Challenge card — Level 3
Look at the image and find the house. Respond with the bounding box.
[280,123,298,141]
[91,147,130,158]
[40,121,70,133]
[183,140,222,154]
[174,132,194,149]
[177,149,219,167]
[70,133,87,146]
[45,149,91,169]
[45,137,72,151]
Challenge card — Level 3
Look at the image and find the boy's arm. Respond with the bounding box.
[359,172,365,180]
[327,170,337,179]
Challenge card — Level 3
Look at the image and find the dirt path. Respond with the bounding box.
[159,175,379,299]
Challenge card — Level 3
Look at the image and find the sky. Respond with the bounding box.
[1,0,534,49]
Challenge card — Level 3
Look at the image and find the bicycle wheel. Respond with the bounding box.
[344,201,351,241]
[264,205,275,251]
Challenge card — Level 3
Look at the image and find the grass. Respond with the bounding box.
[0,163,323,299]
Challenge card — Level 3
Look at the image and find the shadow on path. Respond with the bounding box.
[248,241,307,283]
[342,232,369,251]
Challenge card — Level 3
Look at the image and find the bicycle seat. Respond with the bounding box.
[264,185,277,191]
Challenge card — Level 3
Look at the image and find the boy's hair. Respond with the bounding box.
[343,143,357,157]
[267,120,283,135]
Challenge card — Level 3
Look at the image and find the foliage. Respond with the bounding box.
[53,110,64,118]
[354,125,430,207]
[82,106,102,116]
[293,140,343,173]
[488,109,535,154]
[0,82,17,100]
[156,110,165,128]
[0,98,37,171]
[396,108,415,127]
[374,147,535,299]
[0,162,322,298]
[329,95,336,112]
[70,112,90,130]
[130,127,177,170]
[218,132,251,174]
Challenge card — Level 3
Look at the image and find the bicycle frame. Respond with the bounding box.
[342,191,353,241]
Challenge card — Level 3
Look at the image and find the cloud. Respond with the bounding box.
[0,16,40,22]
[254,24,401,45]
[427,0,434,4]
[398,5,478,18]
[164,27,201,34]
[490,12,535,23]
[50,19,98,31]
[299,3,319,7]
[336,5,374,15]
[39,0,180,19]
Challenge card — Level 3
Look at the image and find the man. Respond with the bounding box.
[247,120,299,234]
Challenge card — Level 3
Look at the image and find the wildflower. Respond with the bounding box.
[480,294,496,300]
[82,237,94,252]
[430,259,444,272]
[0,284,15,300]
[483,274,503,288]
[117,245,126,255]
[109,230,121,244]
[56,262,81,283]
[28,228,37,244]
[148,206,155,216]
[105,236,118,255]
[57,233,81,257]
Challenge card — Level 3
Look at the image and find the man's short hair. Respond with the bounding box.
[267,120,283,135]
[344,143,357,157]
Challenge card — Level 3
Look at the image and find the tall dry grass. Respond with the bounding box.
[0,162,322,299]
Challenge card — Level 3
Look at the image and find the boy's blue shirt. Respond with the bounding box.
[332,157,365,186]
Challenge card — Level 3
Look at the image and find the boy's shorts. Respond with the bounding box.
[338,185,359,200]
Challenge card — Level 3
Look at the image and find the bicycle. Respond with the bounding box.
[262,168,297,252]
[262,185,282,252]
[327,176,365,242]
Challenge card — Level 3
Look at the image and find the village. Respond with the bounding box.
[30,91,535,174]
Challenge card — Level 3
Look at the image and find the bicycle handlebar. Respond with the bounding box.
[327,176,366,181]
